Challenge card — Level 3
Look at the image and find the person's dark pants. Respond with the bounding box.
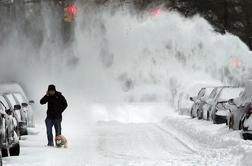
[45,117,62,146]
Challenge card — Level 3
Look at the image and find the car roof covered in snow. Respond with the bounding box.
[218,87,245,102]
[183,81,223,97]
[0,82,26,97]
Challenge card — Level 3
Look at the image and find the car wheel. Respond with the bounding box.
[21,129,28,136]
[197,109,202,120]
[229,117,234,129]
[207,111,210,121]
[239,121,243,130]
[2,143,20,157]
[213,119,216,124]
[1,148,8,157]
[239,115,246,130]
[9,143,20,156]
[242,133,248,140]
[212,112,216,124]
[190,108,195,118]
[20,126,28,136]
[215,115,227,124]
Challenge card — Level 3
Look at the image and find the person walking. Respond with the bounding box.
[40,84,68,146]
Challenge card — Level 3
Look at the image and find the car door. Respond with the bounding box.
[209,88,225,119]
[3,93,22,123]
[0,95,10,115]
[0,95,17,145]
[202,88,218,119]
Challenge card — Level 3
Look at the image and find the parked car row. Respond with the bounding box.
[0,83,35,166]
[179,80,252,140]
[176,81,223,116]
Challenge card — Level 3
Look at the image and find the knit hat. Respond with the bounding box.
[48,84,56,91]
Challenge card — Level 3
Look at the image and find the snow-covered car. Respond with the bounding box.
[177,85,208,115]
[0,83,35,135]
[3,93,25,136]
[190,87,214,118]
[241,103,252,140]
[4,93,31,136]
[0,83,35,127]
[227,81,252,130]
[176,81,222,116]
[227,104,246,130]
[211,87,245,124]
[0,95,20,157]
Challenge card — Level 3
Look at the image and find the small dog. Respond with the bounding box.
[55,135,68,148]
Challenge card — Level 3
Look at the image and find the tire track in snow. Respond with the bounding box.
[97,122,198,163]
[152,124,197,154]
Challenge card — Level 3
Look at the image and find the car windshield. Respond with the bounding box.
[205,88,214,96]
[0,95,10,110]
[5,94,18,109]
[219,88,245,101]
[199,87,214,99]
[209,88,219,98]
[13,93,26,104]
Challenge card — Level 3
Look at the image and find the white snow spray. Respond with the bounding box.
[0,2,251,123]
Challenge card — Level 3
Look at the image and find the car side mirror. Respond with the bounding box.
[29,100,35,104]
[22,103,28,107]
[6,109,12,115]
[14,104,21,110]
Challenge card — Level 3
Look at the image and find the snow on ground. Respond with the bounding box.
[4,103,252,166]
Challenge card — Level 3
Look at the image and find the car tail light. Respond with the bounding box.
[247,104,252,115]
[68,5,77,15]
[248,109,252,115]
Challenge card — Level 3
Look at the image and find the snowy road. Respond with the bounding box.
[4,122,199,166]
[3,104,252,166]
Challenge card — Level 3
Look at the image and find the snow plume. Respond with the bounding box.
[0,2,251,123]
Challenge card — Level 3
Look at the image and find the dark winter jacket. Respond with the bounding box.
[40,91,68,119]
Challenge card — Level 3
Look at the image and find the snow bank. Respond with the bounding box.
[162,114,252,166]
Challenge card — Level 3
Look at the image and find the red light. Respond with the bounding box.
[68,5,77,15]
[232,57,240,68]
[153,9,161,17]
